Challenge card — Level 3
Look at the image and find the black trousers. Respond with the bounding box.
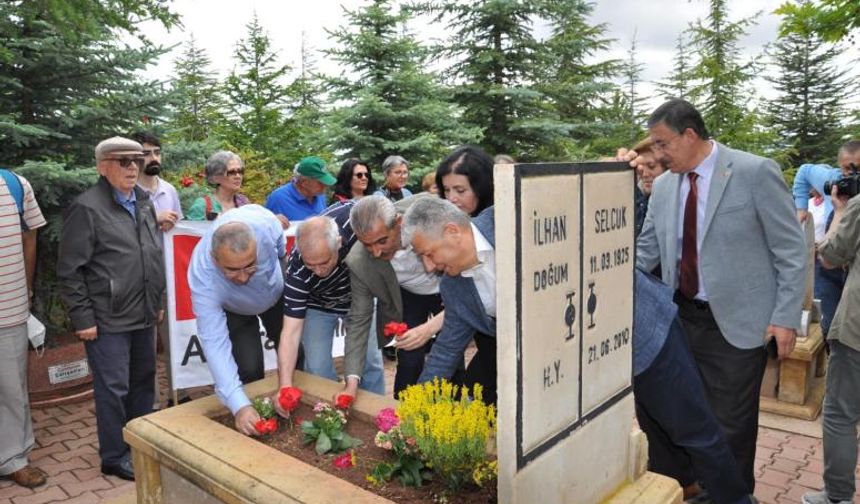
[464,332,497,406]
[394,288,444,398]
[225,300,302,385]
[674,293,767,493]
[634,318,749,504]
[86,326,155,465]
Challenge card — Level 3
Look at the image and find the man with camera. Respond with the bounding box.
[802,179,860,504]
[793,141,860,337]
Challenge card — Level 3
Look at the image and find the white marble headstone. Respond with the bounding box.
[495,162,635,504]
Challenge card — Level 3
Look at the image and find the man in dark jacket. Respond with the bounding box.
[58,136,165,481]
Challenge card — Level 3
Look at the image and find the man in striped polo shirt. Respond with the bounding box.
[0,170,47,488]
[274,202,385,412]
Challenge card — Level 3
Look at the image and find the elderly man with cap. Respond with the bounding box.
[265,156,336,222]
[58,136,165,481]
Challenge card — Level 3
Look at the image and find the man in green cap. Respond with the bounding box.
[265,156,336,221]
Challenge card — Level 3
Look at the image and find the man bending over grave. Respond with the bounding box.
[188,204,290,437]
[633,268,754,504]
[402,197,497,405]
[274,204,386,415]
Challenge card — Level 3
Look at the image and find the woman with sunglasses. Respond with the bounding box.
[187,151,250,221]
[331,159,376,204]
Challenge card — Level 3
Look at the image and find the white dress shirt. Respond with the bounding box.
[676,140,718,301]
[391,246,440,295]
[461,223,496,317]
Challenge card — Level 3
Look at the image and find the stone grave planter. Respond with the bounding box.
[125,371,431,503]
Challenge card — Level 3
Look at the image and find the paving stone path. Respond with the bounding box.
[2,354,859,504]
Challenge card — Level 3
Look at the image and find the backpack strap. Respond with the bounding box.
[204,194,213,215]
[0,169,28,231]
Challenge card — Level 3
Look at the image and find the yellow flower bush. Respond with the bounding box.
[397,379,497,490]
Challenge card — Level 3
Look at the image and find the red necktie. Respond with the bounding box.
[680,172,699,299]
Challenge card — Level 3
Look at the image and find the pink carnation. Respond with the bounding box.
[375,407,399,433]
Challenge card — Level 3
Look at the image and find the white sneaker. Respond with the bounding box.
[801,490,852,504]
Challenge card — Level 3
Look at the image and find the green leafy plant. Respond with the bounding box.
[301,402,361,455]
[367,408,429,488]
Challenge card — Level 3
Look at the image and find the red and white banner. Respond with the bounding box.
[163,222,308,391]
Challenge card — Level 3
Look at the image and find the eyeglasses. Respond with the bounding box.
[652,133,682,152]
[222,261,257,278]
[353,172,369,179]
[104,157,144,170]
[142,148,161,157]
[224,169,244,176]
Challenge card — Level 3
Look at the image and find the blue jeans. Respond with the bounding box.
[301,309,385,395]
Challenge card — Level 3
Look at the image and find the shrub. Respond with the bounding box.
[397,379,497,490]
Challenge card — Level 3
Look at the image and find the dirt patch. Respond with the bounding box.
[215,403,497,503]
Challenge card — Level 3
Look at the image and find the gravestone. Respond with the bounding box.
[495,162,670,503]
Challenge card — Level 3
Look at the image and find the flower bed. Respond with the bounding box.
[216,382,498,504]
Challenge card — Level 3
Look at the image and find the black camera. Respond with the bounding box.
[823,163,860,198]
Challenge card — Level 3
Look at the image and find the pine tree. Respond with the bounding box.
[0,0,176,338]
[325,0,479,179]
[169,36,224,143]
[657,33,695,101]
[222,13,293,167]
[0,1,171,167]
[686,0,762,148]
[538,0,621,157]
[620,33,647,145]
[425,0,575,161]
[283,32,328,159]
[766,9,855,165]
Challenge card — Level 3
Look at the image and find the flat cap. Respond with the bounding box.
[95,136,143,162]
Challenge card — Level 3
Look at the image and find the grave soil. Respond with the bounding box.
[215,403,497,504]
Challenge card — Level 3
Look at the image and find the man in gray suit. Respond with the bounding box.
[336,194,447,402]
[635,98,806,492]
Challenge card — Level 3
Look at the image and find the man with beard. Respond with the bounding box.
[131,132,182,409]
[131,132,182,233]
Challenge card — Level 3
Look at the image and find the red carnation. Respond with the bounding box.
[254,417,277,435]
[279,386,302,413]
[333,452,355,469]
[335,394,354,410]
[383,321,409,339]
[181,176,194,188]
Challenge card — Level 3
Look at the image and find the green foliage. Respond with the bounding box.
[657,33,695,100]
[686,0,763,151]
[0,1,177,342]
[301,402,362,455]
[325,0,479,180]
[426,0,567,161]
[538,0,623,157]
[777,0,860,43]
[15,163,99,339]
[222,13,297,169]
[168,36,225,143]
[0,2,172,167]
[766,6,856,167]
[252,397,276,419]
